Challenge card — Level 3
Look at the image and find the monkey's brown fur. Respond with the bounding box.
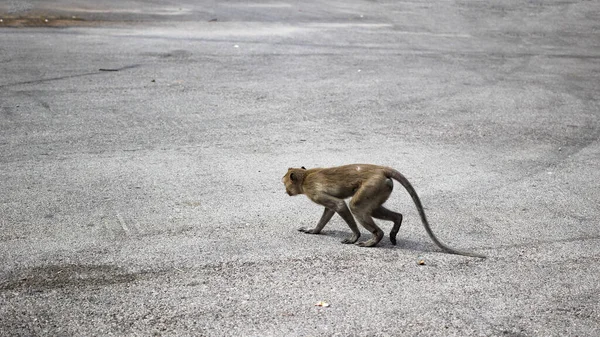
[282,164,485,258]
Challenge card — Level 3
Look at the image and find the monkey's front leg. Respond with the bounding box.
[298,207,335,234]
[302,196,361,244]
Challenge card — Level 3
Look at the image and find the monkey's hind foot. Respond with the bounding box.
[390,230,399,245]
[298,227,320,234]
[341,234,360,244]
[355,240,379,247]
[355,230,384,247]
[389,221,402,245]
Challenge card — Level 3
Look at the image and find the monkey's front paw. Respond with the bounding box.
[298,227,319,234]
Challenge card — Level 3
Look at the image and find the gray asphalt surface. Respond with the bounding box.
[1,1,599,336]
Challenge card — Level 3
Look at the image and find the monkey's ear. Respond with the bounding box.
[290,172,296,182]
[301,166,306,170]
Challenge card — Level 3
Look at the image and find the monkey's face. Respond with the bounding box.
[282,168,305,196]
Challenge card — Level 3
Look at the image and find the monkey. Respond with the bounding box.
[282,164,485,258]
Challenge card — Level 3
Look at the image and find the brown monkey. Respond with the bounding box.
[282,164,485,258]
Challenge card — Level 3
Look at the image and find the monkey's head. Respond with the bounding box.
[282,166,307,196]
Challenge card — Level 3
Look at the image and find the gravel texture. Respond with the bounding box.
[1,1,599,336]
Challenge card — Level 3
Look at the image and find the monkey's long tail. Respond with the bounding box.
[385,168,486,259]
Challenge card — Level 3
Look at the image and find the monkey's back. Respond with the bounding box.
[304,164,387,199]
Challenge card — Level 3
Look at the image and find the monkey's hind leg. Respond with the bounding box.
[372,206,403,245]
[352,215,384,247]
[349,177,393,247]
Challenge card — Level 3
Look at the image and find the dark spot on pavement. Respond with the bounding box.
[0,264,139,292]
[0,15,88,28]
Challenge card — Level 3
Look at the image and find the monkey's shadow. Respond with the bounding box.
[317,230,439,253]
